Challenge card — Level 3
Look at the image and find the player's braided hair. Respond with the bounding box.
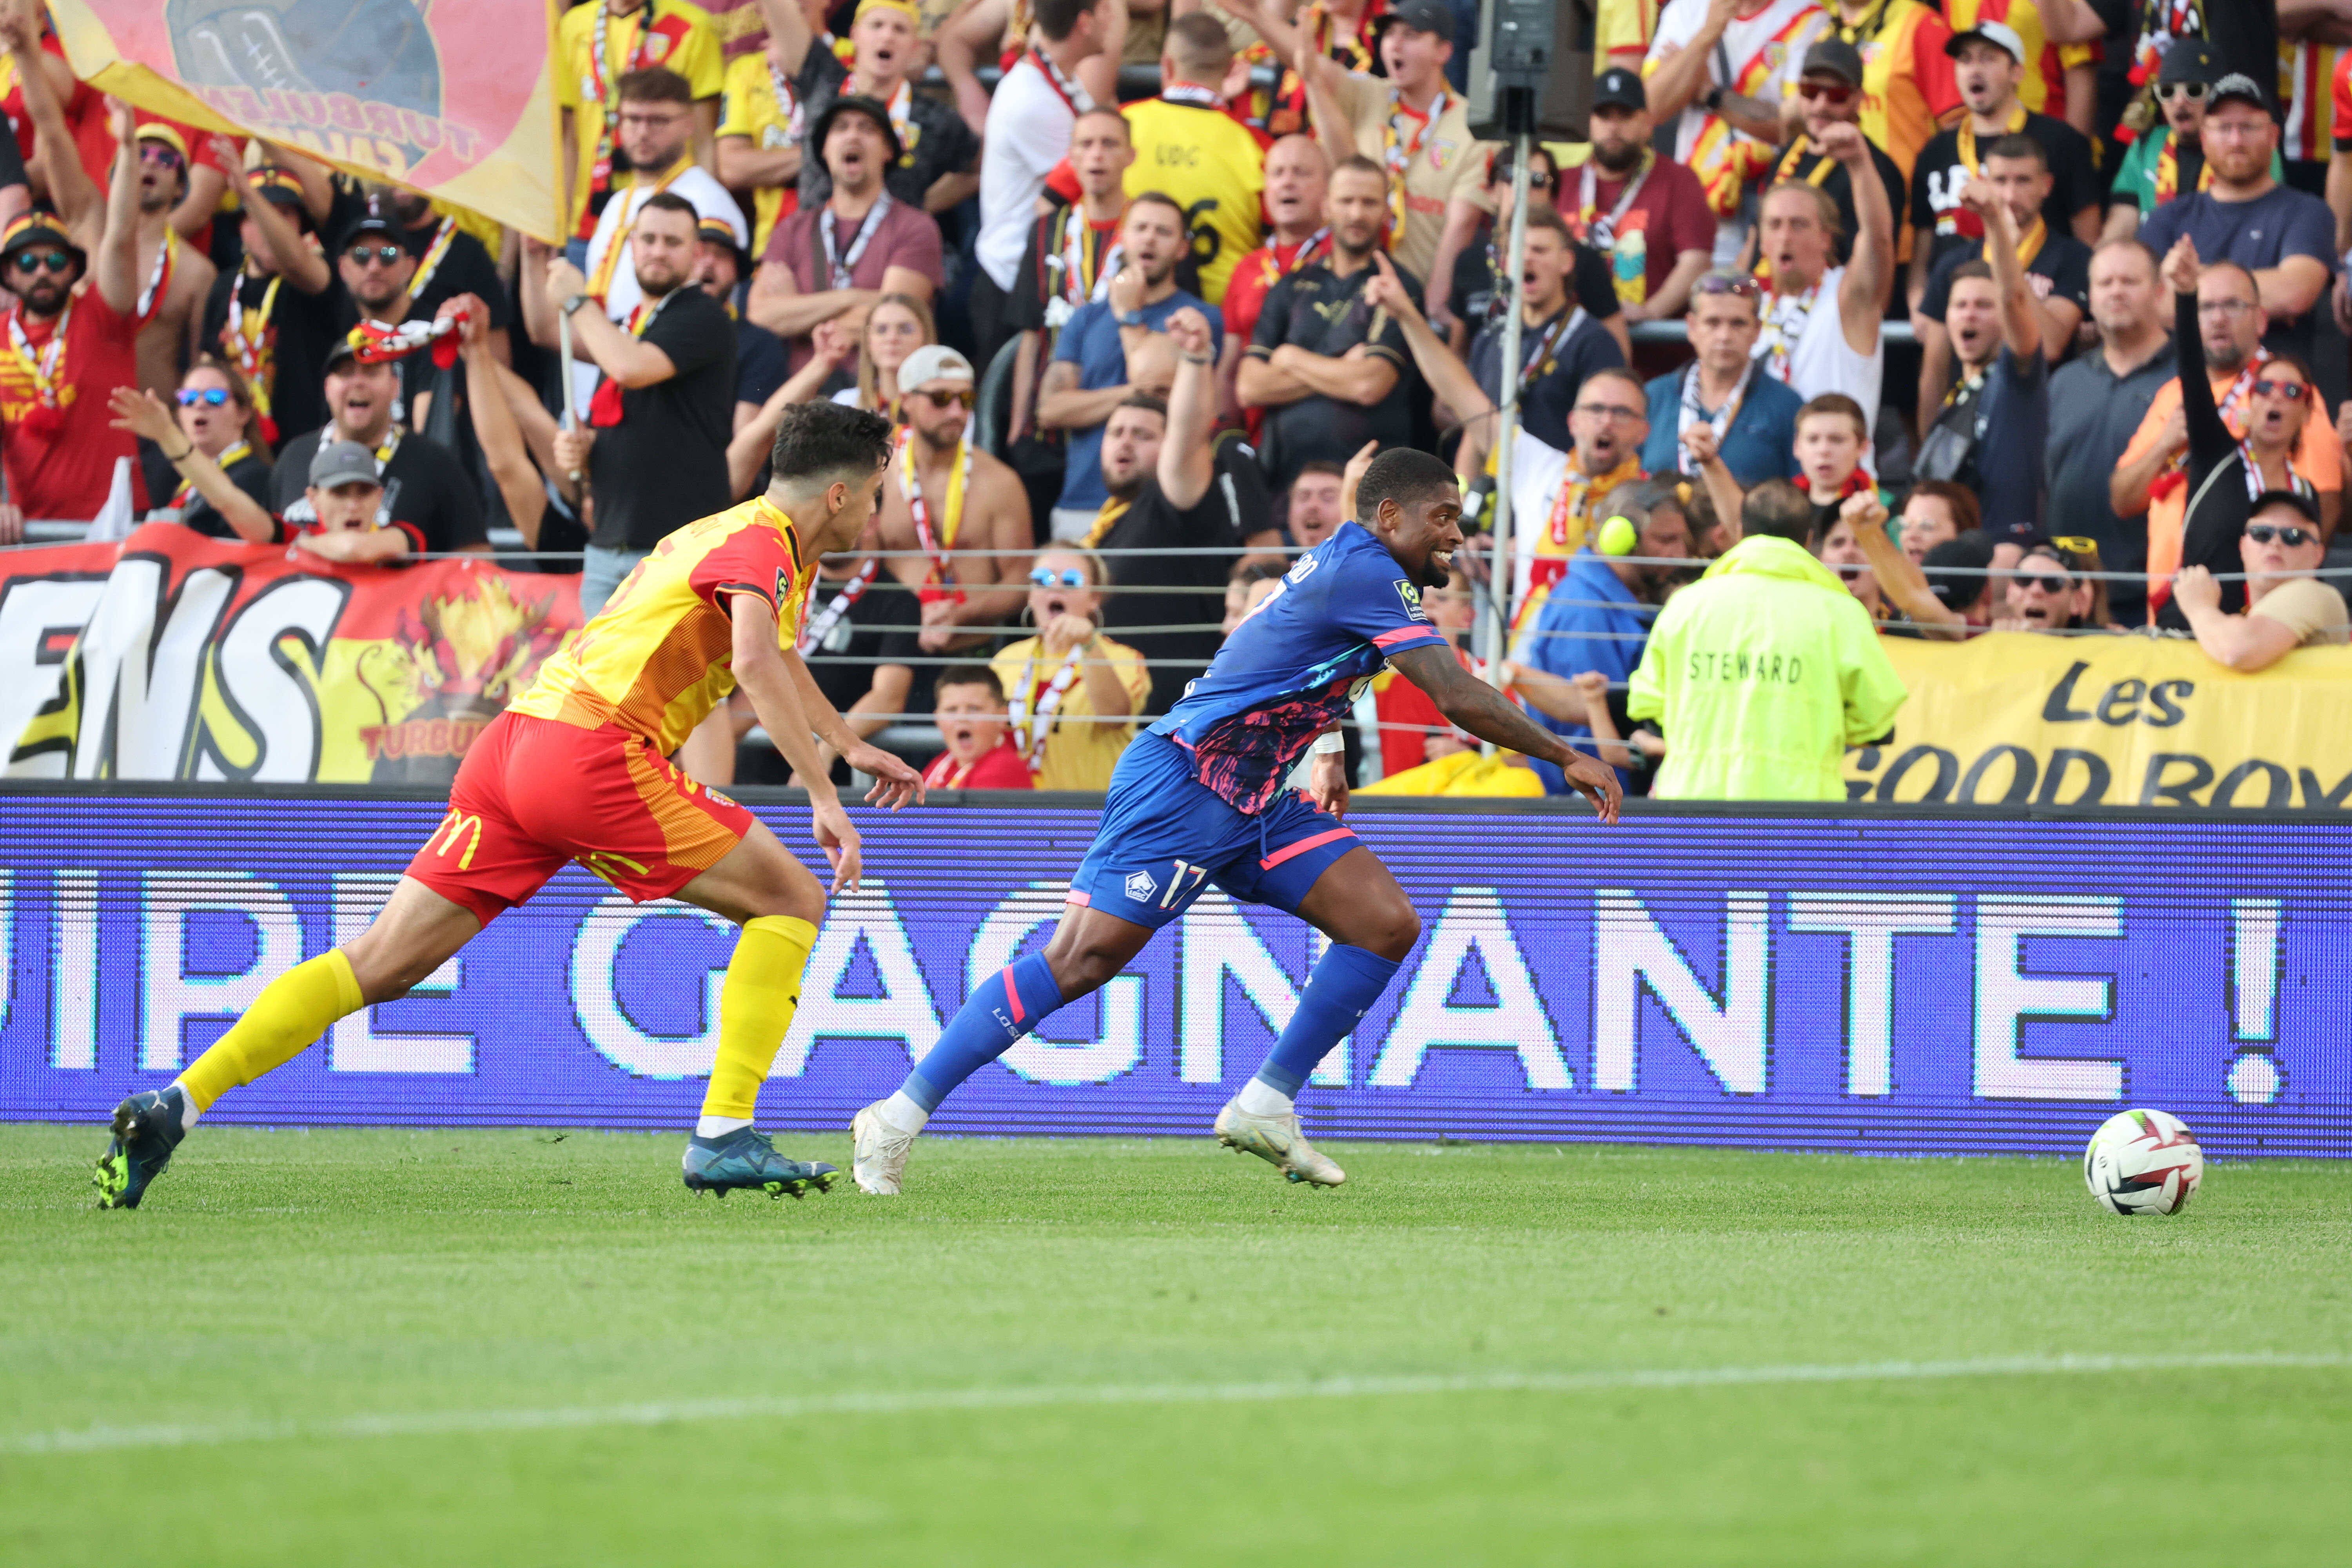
[768,401,895,492]
[1354,446,1460,526]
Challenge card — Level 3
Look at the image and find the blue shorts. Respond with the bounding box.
[1067,731,1361,929]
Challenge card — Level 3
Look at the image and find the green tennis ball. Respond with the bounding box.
[1596,515,1639,557]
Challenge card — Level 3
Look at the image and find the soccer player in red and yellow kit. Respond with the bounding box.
[95,403,923,1209]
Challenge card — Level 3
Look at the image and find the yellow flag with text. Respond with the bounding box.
[47,0,563,239]
[1843,633,2352,809]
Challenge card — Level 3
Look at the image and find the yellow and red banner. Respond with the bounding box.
[1844,633,2352,810]
[47,0,563,239]
[1,524,580,785]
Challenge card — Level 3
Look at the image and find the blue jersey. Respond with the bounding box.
[1153,521,1450,812]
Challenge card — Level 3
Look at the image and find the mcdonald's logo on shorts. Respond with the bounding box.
[429,808,485,869]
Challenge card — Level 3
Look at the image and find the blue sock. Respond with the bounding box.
[1253,944,1401,1097]
[902,953,1067,1112]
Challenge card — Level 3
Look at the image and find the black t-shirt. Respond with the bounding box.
[793,54,982,209]
[177,449,277,539]
[202,267,344,445]
[586,287,738,550]
[269,426,488,554]
[1918,230,2094,322]
[1467,308,1626,454]
[1770,138,1908,267]
[1912,112,2101,273]
[734,316,788,410]
[802,561,931,717]
[2092,2,2277,166]
[1448,221,1618,332]
[1249,260,1417,491]
[1097,437,1265,718]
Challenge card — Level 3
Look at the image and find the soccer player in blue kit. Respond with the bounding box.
[851,310,1623,1193]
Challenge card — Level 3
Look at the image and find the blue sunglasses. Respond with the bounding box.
[177,387,230,407]
[1030,567,1087,587]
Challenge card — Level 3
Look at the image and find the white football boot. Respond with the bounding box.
[851,1102,916,1195]
[1213,1098,1347,1187]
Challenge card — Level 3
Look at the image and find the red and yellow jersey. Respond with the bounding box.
[512,498,818,753]
[1122,94,1270,306]
[2285,40,2342,163]
[556,0,726,229]
[1596,0,1663,65]
[1829,0,1958,181]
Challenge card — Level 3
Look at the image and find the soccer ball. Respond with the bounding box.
[2083,1109,2205,1216]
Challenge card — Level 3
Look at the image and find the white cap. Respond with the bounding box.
[1946,20,2025,64]
[898,343,975,390]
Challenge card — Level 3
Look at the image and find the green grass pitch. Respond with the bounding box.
[3,1124,2347,1566]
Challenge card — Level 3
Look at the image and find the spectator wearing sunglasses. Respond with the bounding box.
[154,358,274,539]
[1643,270,1804,486]
[1766,41,1911,274]
[2135,74,2333,361]
[1444,143,1625,363]
[0,199,147,538]
[2173,493,2351,667]
[874,345,1033,658]
[1565,70,1714,328]
[2153,235,2326,630]
[1994,538,2112,631]
[331,201,434,429]
[2104,42,2274,238]
[988,548,1151,790]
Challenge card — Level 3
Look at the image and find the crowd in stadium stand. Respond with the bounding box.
[0,0,2347,799]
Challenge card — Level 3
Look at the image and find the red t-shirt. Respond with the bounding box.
[2,35,110,187]
[1223,232,1330,442]
[922,734,1033,789]
[1562,155,1716,306]
[0,284,147,520]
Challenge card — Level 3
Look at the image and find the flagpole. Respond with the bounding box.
[1483,130,1534,754]
[558,308,583,486]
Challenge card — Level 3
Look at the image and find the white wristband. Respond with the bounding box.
[1311,731,1345,757]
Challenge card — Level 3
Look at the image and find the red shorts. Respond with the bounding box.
[405,712,754,925]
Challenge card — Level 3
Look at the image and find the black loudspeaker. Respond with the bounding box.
[1465,0,1593,142]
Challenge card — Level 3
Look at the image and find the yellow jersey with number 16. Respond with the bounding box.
[1121,94,1269,307]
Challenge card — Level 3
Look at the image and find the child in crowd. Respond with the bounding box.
[921,665,1034,789]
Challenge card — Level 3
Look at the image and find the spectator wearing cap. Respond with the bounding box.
[565,67,748,401]
[0,194,147,537]
[332,201,437,430]
[875,342,1034,658]
[1908,21,2101,310]
[363,183,514,367]
[1240,0,1495,332]
[1627,480,1906,801]
[747,94,944,374]
[1644,270,1804,486]
[1944,0,2093,132]
[18,76,219,404]
[1444,142,1625,363]
[2137,74,2334,359]
[555,0,723,252]
[148,357,275,539]
[1239,158,1421,495]
[757,0,981,216]
[687,214,789,430]
[1993,537,2111,631]
[1768,39,1913,270]
[122,388,419,564]
[1641,0,1837,263]
[1503,480,1693,795]
[1803,0,1960,188]
[1920,533,1998,630]
[1040,192,1217,538]
[2108,40,2265,238]
[201,158,337,446]
[2174,491,2352,668]
[1570,69,1715,325]
[1916,133,2090,419]
[2044,235,2170,623]
[542,191,738,616]
[267,336,487,556]
[1911,175,2051,531]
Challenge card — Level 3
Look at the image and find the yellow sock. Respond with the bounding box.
[177,950,365,1111]
[700,915,818,1122]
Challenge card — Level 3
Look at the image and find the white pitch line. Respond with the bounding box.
[8,1351,2345,1457]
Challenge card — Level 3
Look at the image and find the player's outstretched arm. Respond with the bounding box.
[730,593,864,893]
[1388,644,1622,823]
[779,638,926,809]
